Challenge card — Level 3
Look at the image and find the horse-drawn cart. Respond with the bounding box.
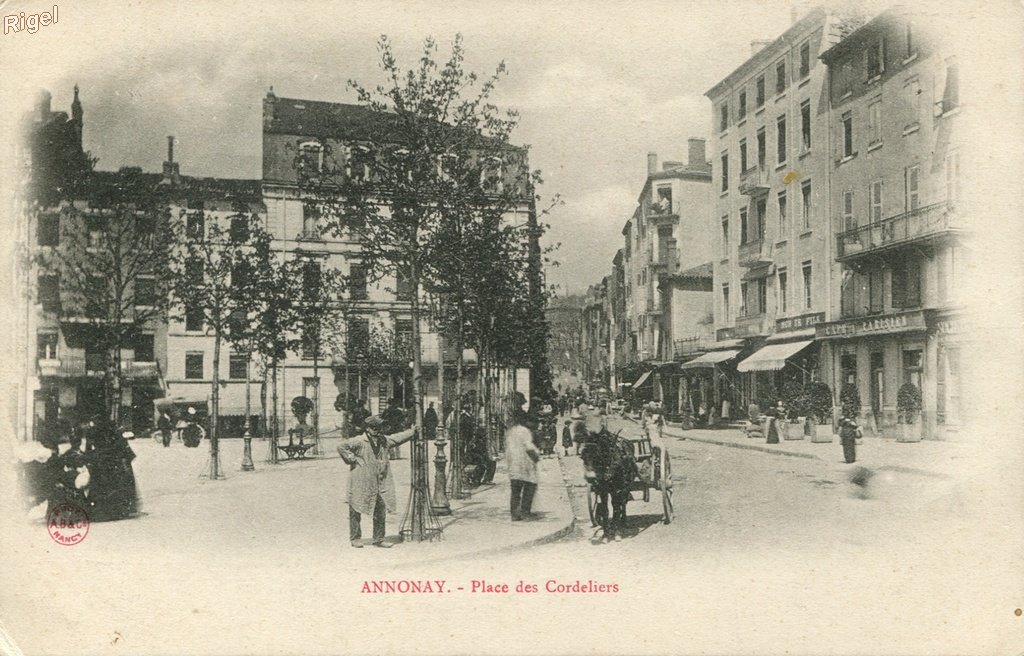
[586,432,674,527]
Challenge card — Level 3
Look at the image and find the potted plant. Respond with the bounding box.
[839,383,863,444]
[896,382,923,442]
[804,381,834,442]
[779,380,804,440]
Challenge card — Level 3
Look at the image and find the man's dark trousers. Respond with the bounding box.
[510,479,537,519]
[350,495,387,543]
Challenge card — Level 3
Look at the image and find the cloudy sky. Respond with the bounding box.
[3,0,894,295]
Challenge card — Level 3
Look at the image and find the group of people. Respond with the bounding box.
[19,416,141,523]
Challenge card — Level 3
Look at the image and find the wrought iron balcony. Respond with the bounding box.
[738,166,771,195]
[837,202,963,262]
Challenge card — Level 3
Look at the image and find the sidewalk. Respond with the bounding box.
[11,435,576,568]
[622,416,972,479]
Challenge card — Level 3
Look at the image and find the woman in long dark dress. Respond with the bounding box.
[83,420,141,521]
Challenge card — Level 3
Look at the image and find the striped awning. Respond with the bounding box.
[679,349,741,369]
[736,340,814,372]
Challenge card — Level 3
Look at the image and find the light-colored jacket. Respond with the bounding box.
[505,424,540,484]
[337,428,415,515]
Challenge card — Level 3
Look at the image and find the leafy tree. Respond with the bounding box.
[168,203,270,479]
[32,202,181,424]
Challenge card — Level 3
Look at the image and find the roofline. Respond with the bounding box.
[819,8,901,65]
[705,6,828,100]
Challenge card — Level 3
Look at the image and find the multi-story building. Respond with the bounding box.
[580,280,609,387]
[608,248,628,391]
[703,8,856,417]
[618,142,713,405]
[817,8,967,439]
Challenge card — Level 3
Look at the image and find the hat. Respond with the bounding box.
[187,407,197,416]
[364,415,384,430]
[570,412,582,420]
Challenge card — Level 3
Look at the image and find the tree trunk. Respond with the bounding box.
[210,331,221,479]
[450,308,465,499]
[312,350,321,455]
[109,346,123,424]
[408,262,428,539]
[245,352,253,436]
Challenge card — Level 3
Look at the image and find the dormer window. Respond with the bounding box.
[348,145,372,182]
[437,153,459,183]
[299,141,324,175]
[481,157,503,194]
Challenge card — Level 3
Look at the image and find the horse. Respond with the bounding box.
[580,429,638,541]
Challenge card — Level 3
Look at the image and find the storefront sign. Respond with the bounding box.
[716,318,769,341]
[776,312,825,332]
[816,310,928,340]
[935,318,966,335]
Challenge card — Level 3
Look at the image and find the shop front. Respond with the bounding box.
[816,309,943,439]
[679,343,743,421]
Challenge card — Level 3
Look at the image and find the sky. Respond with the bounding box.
[2,0,894,296]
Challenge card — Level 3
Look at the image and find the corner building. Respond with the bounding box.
[818,9,968,439]
[703,9,851,417]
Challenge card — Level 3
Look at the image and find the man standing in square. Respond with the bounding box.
[337,415,416,548]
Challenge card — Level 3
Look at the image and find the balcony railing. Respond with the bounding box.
[673,336,709,359]
[646,199,679,218]
[837,202,961,261]
[296,228,322,241]
[37,356,160,379]
[738,166,771,195]
[738,239,772,267]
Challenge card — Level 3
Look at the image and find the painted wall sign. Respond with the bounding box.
[776,312,825,332]
[816,310,928,339]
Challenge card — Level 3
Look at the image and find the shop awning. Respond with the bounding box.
[679,350,741,369]
[632,371,653,388]
[736,340,814,372]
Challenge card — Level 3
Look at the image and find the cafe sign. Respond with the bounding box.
[776,312,825,332]
[816,310,928,340]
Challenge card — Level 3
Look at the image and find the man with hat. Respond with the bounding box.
[337,415,416,548]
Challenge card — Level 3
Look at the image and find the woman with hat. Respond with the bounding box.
[337,415,416,548]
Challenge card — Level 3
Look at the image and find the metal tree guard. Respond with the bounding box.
[399,428,443,542]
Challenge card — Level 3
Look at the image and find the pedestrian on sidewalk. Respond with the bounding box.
[839,416,862,464]
[424,402,439,441]
[561,419,574,456]
[157,410,173,448]
[337,415,416,548]
[505,407,540,521]
[570,412,586,455]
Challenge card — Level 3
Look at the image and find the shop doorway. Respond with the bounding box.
[870,351,884,427]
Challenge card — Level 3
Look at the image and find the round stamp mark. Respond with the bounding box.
[47,502,89,546]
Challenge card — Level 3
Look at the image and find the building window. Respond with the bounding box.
[801,180,812,229]
[800,99,811,151]
[867,38,886,79]
[775,59,786,94]
[777,189,788,236]
[756,128,766,169]
[868,269,884,314]
[776,114,787,165]
[349,146,373,181]
[754,197,767,241]
[37,331,58,360]
[396,268,414,301]
[869,181,883,224]
[740,282,749,317]
[799,40,811,78]
[722,284,730,323]
[739,139,748,173]
[185,352,204,380]
[902,349,923,389]
[134,334,155,362]
[186,258,204,287]
[756,75,765,108]
[739,208,749,245]
[904,77,921,130]
[38,214,59,246]
[937,247,949,302]
[229,353,248,379]
[802,261,813,310]
[230,213,249,242]
[719,102,729,133]
[135,275,156,306]
[842,190,855,231]
[481,157,503,194]
[721,216,729,257]
[299,141,323,175]
[906,166,920,212]
[301,203,320,239]
[720,152,729,192]
[905,22,915,58]
[945,150,961,208]
[232,261,251,292]
[186,211,204,240]
[85,215,106,249]
[757,277,767,315]
[345,318,370,359]
[842,111,854,157]
[185,304,204,331]
[868,99,882,146]
[38,274,59,312]
[738,90,747,120]
[301,325,320,360]
[348,264,368,300]
[777,268,788,313]
[892,259,922,308]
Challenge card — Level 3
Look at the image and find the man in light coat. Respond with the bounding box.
[337,415,416,548]
[505,407,540,521]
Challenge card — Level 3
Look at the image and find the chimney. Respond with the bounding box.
[162,136,180,185]
[36,90,52,121]
[751,39,773,56]
[687,138,706,167]
[647,152,658,176]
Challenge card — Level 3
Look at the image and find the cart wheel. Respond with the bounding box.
[660,449,674,525]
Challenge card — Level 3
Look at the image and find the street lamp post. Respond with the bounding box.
[430,427,451,515]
